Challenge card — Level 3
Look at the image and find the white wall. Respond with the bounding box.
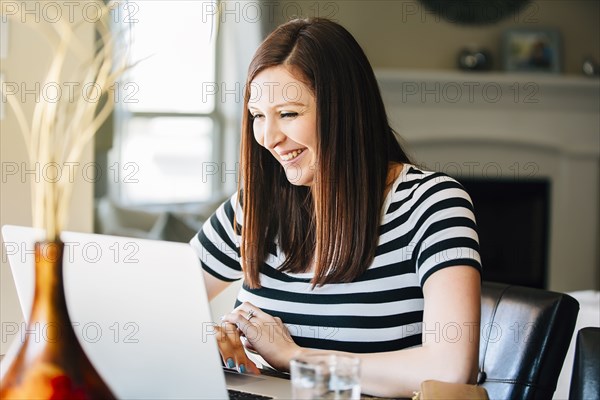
[0,2,95,355]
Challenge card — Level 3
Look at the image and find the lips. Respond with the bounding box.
[280,148,305,161]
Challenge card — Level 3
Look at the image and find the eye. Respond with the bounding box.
[251,113,264,120]
[281,112,298,118]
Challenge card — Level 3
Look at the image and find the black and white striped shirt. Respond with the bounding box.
[190,165,481,353]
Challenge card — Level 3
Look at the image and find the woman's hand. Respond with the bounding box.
[222,302,302,371]
[214,321,261,375]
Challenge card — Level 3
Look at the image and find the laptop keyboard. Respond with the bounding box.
[228,389,274,400]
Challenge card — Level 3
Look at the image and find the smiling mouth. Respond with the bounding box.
[280,149,305,161]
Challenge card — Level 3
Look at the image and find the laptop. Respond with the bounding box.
[1,225,292,399]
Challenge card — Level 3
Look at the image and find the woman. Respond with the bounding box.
[190,18,481,398]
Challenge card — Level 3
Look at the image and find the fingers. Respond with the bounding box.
[221,303,300,372]
[223,310,261,340]
[233,302,262,323]
[223,302,263,336]
[242,337,257,353]
[215,322,261,375]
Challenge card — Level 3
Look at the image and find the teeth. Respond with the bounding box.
[281,149,304,161]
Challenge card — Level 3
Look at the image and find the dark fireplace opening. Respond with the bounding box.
[458,178,551,289]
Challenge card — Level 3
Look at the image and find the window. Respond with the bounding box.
[113,1,220,205]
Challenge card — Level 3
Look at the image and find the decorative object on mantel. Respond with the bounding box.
[419,0,531,25]
[457,47,492,71]
[582,56,599,77]
[502,28,561,73]
[0,2,130,398]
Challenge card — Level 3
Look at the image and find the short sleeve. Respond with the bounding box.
[409,174,482,286]
[189,192,244,282]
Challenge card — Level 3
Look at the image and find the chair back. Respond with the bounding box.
[569,327,600,400]
[478,282,579,399]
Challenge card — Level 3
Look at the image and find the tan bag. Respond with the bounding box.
[412,380,489,400]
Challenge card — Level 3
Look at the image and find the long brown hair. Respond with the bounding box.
[239,18,410,288]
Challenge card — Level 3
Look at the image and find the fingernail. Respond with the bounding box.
[239,364,246,374]
[226,358,235,368]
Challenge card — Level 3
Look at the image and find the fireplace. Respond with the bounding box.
[459,178,550,288]
[377,69,599,292]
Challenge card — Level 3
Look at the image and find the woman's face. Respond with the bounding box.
[248,66,317,186]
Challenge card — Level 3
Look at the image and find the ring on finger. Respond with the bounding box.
[246,309,255,321]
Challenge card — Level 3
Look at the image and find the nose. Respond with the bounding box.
[262,117,285,150]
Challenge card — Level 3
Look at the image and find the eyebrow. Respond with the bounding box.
[248,101,307,111]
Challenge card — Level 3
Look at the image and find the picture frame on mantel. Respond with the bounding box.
[502,28,561,74]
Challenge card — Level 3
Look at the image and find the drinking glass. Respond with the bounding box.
[290,353,361,399]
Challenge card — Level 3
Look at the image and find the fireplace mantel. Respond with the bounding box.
[376,69,599,292]
[376,69,599,157]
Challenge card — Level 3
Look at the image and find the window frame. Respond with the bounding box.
[110,4,227,210]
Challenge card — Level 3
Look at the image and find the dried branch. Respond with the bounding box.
[0,0,131,241]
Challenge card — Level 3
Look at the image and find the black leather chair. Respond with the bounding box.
[569,327,600,400]
[477,282,579,400]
